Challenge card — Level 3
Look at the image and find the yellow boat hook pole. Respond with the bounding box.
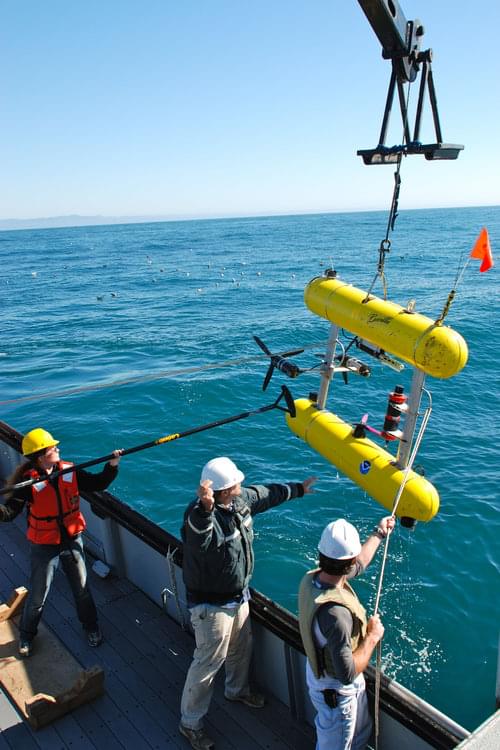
[1,386,296,496]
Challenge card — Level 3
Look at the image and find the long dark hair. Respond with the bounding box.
[3,452,42,500]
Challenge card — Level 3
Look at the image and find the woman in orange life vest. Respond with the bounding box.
[0,427,122,657]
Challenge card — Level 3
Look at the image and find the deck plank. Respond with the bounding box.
[104,589,314,748]
[0,704,40,750]
[72,703,129,750]
[39,713,99,750]
[85,693,156,750]
[0,516,314,749]
[18,726,68,750]
[104,672,186,749]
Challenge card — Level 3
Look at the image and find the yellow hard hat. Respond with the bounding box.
[21,428,59,456]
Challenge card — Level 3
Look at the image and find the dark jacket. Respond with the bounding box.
[181,482,304,605]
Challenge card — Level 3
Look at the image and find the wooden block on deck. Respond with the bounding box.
[0,586,28,622]
[0,602,104,729]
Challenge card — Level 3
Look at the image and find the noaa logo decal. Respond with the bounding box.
[359,460,371,475]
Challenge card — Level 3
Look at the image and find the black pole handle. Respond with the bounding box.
[1,387,295,495]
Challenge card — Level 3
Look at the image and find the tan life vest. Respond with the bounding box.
[298,568,368,679]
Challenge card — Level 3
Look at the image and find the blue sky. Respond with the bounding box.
[2,1,499,221]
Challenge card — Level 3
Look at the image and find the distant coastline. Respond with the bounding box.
[0,214,174,231]
[1,204,498,232]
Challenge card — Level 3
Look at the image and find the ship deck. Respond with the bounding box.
[0,516,315,750]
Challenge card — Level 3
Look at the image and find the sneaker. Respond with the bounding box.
[225,691,265,708]
[87,628,103,647]
[18,639,33,657]
[179,723,215,749]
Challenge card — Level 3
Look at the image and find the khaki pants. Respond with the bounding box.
[180,601,252,730]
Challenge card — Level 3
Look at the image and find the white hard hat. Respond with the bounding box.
[200,457,245,492]
[318,519,361,560]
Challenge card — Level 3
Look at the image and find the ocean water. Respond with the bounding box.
[1,207,498,732]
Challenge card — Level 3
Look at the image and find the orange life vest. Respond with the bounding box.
[25,461,86,545]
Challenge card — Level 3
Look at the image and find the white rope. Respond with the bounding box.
[373,404,432,749]
[164,545,186,631]
[0,340,327,406]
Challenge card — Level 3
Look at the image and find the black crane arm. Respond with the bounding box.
[355,0,463,163]
[357,0,423,82]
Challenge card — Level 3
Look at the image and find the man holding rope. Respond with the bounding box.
[298,515,395,750]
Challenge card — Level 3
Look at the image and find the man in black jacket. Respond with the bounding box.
[179,456,316,750]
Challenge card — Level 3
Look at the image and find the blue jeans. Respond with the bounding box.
[308,674,372,750]
[20,533,98,641]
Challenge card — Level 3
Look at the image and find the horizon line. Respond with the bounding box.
[1,203,498,233]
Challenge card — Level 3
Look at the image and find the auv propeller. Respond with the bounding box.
[253,335,304,391]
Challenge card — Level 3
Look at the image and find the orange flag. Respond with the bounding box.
[470,227,494,272]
